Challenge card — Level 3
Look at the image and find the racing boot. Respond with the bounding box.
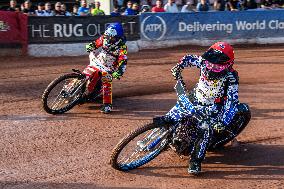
[101,103,112,114]
[188,161,201,175]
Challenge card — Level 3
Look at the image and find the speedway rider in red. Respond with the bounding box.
[170,42,250,175]
[83,23,127,113]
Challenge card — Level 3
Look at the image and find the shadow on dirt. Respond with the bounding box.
[65,98,176,120]
[102,98,175,118]
[0,182,151,189]
[5,97,282,122]
[61,98,283,121]
[250,106,284,120]
[0,98,174,121]
[128,143,284,180]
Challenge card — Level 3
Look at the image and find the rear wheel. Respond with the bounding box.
[210,110,251,149]
[42,73,86,114]
[110,123,170,171]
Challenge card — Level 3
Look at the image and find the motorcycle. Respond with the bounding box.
[42,52,110,114]
[110,78,251,171]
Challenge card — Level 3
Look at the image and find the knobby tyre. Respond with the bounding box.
[42,73,86,114]
[110,123,170,171]
[210,110,251,149]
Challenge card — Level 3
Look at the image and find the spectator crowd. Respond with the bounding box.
[118,0,284,13]
[2,0,106,16]
[3,0,284,16]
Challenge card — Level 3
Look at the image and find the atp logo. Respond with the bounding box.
[0,21,10,32]
[141,15,167,40]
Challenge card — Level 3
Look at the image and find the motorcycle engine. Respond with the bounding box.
[170,119,197,156]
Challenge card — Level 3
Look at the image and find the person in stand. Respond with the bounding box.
[213,0,226,11]
[91,1,105,15]
[141,4,151,12]
[111,5,121,16]
[132,3,140,14]
[35,2,45,16]
[164,0,179,12]
[77,0,90,16]
[61,3,71,16]
[123,1,136,15]
[242,0,258,10]
[84,23,128,114]
[196,0,210,11]
[71,5,79,16]
[181,1,196,12]
[43,2,54,16]
[227,0,242,10]
[114,0,124,10]
[6,0,17,11]
[22,0,35,15]
[260,0,281,8]
[152,0,166,12]
[54,2,64,16]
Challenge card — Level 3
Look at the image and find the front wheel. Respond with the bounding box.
[42,73,86,114]
[110,123,170,171]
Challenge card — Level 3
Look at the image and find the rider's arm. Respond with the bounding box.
[92,36,104,49]
[222,71,239,126]
[86,36,103,52]
[171,55,203,79]
[177,55,203,69]
[115,45,128,76]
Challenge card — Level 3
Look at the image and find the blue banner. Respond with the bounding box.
[140,10,284,41]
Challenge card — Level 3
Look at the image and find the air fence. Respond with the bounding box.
[1,10,284,56]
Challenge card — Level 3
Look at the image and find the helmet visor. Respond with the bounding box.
[205,60,228,73]
[202,48,230,64]
[104,35,118,44]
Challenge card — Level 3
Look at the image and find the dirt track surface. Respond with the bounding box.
[0,45,284,189]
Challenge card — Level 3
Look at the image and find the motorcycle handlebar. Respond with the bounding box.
[175,79,208,122]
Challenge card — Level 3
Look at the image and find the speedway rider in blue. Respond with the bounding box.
[169,42,244,175]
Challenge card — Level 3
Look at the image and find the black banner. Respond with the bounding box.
[28,16,140,44]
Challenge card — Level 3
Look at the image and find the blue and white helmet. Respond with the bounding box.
[104,22,124,38]
[103,22,125,51]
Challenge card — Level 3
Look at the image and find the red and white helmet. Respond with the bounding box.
[202,41,234,73]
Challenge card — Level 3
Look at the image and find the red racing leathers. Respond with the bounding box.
[83,36,127,105]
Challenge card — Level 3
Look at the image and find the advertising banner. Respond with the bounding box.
[28,16,140,44]
[140,10,284,41]
[0,11,28,54]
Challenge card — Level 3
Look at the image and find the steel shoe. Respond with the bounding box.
[188,161,201,175]
[101,104,112,114]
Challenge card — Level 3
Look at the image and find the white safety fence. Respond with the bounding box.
[28,37,284,57]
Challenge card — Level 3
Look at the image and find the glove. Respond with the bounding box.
[213,122,225,133]
[171,65,183,80]
[112,71,121,80]
[86,42,95,53]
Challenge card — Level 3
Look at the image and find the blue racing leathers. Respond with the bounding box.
[167,54,239,163]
